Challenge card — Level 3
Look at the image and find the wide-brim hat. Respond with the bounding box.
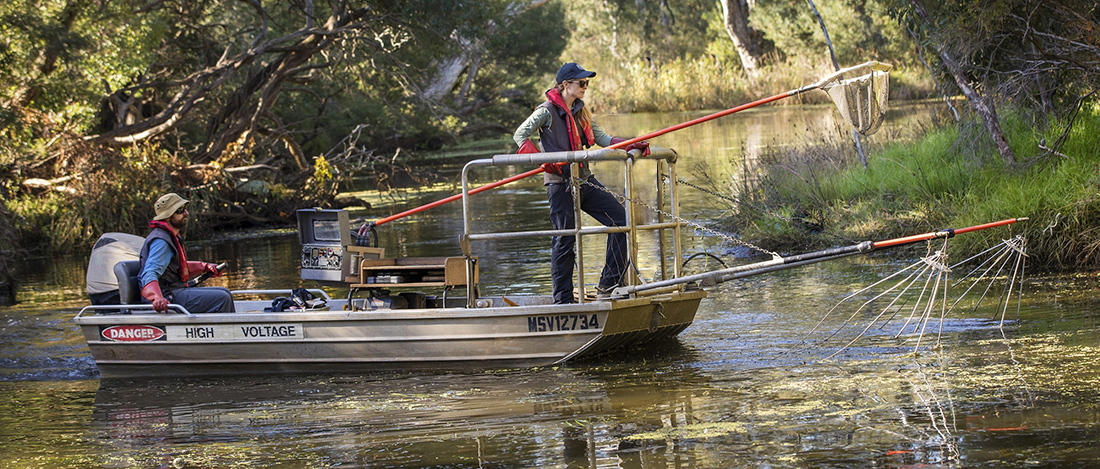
[153,193,188,221]
[556,62,596,84]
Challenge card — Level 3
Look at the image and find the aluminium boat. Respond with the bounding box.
[74,148,707,378]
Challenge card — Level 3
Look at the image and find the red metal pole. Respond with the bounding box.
[951,218,1026,235]
[604,91,791,150]
[870,218,1026,249]
[373,167,546,226]
[372,91,794,226]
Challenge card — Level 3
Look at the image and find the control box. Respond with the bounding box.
[296,209,351,282]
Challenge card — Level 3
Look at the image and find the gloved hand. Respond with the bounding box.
[517,139,539,154]
[540,162,567,174]
[140,280,169,314]
[610,137,650,157]
[624,140,650,157]
[203,262,222,277]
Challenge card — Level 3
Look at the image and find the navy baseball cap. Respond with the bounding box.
[556,62,596,84]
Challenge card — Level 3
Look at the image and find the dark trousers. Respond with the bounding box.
[547,176,627,304]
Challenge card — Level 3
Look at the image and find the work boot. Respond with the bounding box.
[595,284,619,300]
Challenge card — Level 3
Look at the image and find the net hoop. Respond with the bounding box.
[816,61,892,136]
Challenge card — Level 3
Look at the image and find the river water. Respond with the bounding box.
[2,103,1099,468]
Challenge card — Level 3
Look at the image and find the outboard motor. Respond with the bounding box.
[86,232,145,305]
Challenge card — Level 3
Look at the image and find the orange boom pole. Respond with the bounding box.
[372,167,545,227]
[871,218,1028,249]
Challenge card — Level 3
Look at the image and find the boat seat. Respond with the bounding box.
[114,260,142,305]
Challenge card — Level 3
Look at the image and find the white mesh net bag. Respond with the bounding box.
[818,62,891,136]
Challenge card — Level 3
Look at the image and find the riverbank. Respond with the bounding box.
[720,103,1100,272]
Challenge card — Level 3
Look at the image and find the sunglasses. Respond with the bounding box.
[568,79,589,88]
[175,206,188,215]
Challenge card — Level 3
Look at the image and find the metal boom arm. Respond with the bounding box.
[611,218,1027,298]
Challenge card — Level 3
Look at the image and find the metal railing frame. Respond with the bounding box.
[459,147,684,308]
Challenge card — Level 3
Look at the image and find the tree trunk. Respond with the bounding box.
[419,0,548,106]
[805,0,868,168]
[659,0,674,30]
[905,24,960,122]
[911,0,1017,166]
[937,48,1017,165]
[421,36,480,104]
[720,0,765,76]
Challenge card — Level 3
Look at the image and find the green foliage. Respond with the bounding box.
[884,0,1100,118]
[7,0,1092,261]
[557,0,720,99]
[1,0,571,253]
[6,142,176,252]
[488,2,569,79]
[556,0,927,113]
[0,0,163,132]
[751,0,911,66]
[734,102,1100,271]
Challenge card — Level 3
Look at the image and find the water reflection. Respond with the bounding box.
[1,255,1098,467]
[88,352,712,467]
[2,104,1099,467]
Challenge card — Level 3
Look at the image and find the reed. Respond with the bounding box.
[590,56,934,114]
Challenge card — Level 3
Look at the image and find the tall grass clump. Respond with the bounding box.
[589,55,932,115]
[731,124,975,250]
[723,102,1100,271]
[950,104,1100,270]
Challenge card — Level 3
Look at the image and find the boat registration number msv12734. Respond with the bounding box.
[528,314,600,333]
[99,324,305,342]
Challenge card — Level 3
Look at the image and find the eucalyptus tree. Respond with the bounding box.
[0,0,568,252]
[720,0,769,75]
[887,0,1100,166]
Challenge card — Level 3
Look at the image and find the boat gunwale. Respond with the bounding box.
[74,302,614,325]
[73,290,705,326]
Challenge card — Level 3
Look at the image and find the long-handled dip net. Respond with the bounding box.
[368,61,894,229]
[816,61,892,136]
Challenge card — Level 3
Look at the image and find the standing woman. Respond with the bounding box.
[513,62,649,304]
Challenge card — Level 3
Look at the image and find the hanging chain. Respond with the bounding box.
[671,174,788,223]
[573,176,782,259]
[669,174,854,244]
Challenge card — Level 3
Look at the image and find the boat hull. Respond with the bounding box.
[76,290,704,378]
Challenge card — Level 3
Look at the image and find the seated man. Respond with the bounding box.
[139,193,234,313]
